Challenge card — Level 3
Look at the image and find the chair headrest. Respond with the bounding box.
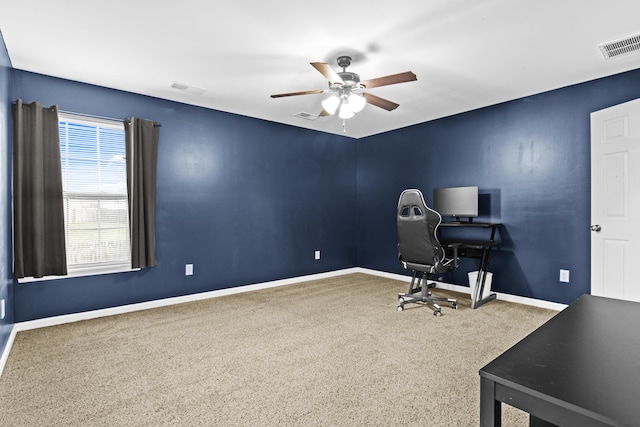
[397,189,427,210]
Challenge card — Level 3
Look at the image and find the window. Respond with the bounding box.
[59,113,131,275]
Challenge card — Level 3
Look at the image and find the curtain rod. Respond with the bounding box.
[13,102,162,127]
[59,109,161,127]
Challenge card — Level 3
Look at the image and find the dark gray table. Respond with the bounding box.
[479,294,640,427]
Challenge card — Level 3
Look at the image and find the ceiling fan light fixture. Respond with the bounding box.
[271,55,416,129]
[348,92,366,113]
[321,94,340,115]
[338,99,355,119]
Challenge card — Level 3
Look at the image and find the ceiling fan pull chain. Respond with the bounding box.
[342,119,347,133]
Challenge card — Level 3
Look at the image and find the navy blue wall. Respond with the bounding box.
[0,32,12,355]
[357,68,640,305]
[12,71,356,322]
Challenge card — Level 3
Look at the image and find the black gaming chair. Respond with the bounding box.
[396,189,458,315]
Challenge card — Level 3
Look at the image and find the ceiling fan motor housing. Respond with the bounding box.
[333,55,361,88]
[337,72,360,86]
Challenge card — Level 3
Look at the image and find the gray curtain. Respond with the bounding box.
[125,117,160,269]
[12,99,67,278]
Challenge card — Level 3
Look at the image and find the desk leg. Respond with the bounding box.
[472,251,489,309]
[472,245,496,309]
[480,376,501,427]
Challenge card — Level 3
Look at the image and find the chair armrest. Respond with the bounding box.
[444,242,460,269]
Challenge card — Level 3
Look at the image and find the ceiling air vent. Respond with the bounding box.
[599,33,640,59]
[170,81,207,95]
[294,112,319,121]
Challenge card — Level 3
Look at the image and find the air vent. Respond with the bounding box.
[170,81,207,95]
[294,112,319,121]
[599,33,640,59]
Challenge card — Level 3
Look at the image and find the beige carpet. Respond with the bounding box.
[0,273,557,426]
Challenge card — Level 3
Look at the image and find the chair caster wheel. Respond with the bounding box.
[452,302,457,310]
[397,305,404,312]
[434,310,442,317]
[398,297,404,304]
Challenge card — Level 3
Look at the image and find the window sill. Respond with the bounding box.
[17,265,140,283]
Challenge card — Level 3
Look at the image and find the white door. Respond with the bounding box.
[591,98,640,301]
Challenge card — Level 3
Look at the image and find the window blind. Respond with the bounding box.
[59,113,131,272]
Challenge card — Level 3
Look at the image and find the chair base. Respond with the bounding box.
[397,271,457,316]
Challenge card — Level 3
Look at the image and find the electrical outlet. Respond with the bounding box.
[185,264,194,276]
[560,269,570,283]
[315,250,321,260]
[0,299,5,320]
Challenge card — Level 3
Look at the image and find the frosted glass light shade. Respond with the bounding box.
[338,101,354,119]
[321,95,340,115]
[348,93,366,112]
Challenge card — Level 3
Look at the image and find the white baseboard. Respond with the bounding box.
[355,268,568,311]
[0,327,17,379]
[1,266,565,378]
[14,268,361,333]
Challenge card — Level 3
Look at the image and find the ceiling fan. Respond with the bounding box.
[270,55,417,120]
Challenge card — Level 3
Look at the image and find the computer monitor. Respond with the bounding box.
[433,186,479,221]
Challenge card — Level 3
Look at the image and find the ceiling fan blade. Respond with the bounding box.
[270,89,325,98]
[310,62,344,85]
[363,93,400,111]
[318,109,331,117]
[360,71,417,89]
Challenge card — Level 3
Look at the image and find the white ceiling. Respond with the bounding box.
[1,0,640,139]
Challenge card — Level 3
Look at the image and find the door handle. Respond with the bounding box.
[590,224,601,232]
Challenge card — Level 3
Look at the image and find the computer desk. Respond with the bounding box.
[439,222,500,309]
[480,294,640,426]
